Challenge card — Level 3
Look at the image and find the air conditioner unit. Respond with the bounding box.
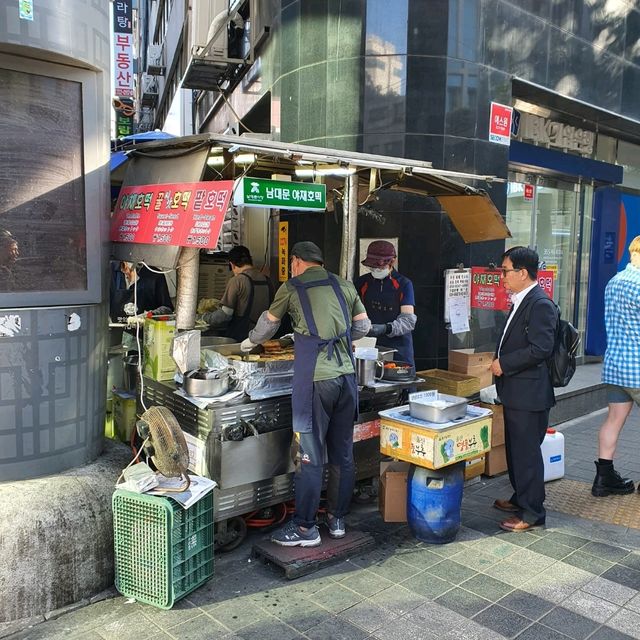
[147,44,165,76]
[191,0,229,59]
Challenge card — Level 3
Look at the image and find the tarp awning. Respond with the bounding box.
[112,133,511,243]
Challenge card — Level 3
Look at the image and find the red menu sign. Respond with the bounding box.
[110,181,233,248]
[471,267,556,312]
[470,267,510,311]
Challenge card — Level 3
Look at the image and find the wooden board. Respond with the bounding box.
[252,530,375,579]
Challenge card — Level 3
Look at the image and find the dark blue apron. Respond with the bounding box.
[224,272,272,342]
[290,273,358,433]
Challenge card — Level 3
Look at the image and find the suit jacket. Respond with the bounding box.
[495,285,557,412]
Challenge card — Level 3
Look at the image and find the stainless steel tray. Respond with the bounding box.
[409,391,468,423]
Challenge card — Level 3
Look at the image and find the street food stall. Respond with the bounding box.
[109,134,510,549]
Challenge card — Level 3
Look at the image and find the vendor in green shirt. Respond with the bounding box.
[241,241,370,547]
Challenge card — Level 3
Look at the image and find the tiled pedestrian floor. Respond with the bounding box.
[546,479,640,529]
[9,476,640,640]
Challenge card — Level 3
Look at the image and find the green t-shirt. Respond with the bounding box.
[269,267,366,381]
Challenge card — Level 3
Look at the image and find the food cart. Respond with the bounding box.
[109,134,510,550]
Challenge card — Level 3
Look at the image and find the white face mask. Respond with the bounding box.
[370,267,390,280]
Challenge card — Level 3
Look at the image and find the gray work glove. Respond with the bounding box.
[367,323,389,338]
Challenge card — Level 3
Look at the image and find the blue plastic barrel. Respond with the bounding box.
[406,462,464,544]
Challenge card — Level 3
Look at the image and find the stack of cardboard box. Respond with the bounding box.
[479,403,507,476]
[448,349,494,390]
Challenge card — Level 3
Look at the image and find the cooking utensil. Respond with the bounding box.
[183,368,233,398]
[380,361,415,381]
[355,357,384,386]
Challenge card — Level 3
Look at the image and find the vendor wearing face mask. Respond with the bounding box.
[354,240,417,367]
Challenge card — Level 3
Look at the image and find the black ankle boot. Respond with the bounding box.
[592,461,635,497]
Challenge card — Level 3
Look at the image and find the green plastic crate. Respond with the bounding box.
[113,488,214,609]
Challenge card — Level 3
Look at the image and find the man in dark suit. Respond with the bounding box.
[490,246,558,532]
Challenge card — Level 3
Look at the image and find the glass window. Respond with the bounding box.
[0,68,87,294]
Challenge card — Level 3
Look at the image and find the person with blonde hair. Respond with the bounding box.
[592,235,640,497]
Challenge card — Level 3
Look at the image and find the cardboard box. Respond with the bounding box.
[477,403,504,446]
[416,369,481,397]
[464,455,486,480]
[484,444,508,476]
[449,362,493,390]
[379,405,492,469]
[113,391,137,443]
[448,349,494,370]
[143,318,176,381]
[379,461,410,522]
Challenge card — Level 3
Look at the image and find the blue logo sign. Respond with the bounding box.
[603,232,615,264]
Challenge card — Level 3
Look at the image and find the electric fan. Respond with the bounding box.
[136,406,191,492]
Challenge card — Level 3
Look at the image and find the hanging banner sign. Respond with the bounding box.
[278,221,289,282]
[489,102,513,146]
[113,1,134,98]
[470,267,510,311]
[110,181,233,248]
[233,177,326,211]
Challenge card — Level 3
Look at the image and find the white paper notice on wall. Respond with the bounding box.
[444,268,471,323]
[449,297,470,334]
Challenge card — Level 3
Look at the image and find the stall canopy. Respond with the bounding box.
[112,133,511,244]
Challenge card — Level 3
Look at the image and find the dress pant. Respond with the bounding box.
[292,375,357,529]
[503,406,550,524]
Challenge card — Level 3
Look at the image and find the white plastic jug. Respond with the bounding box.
[541,428,565,482]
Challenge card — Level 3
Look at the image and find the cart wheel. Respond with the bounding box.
[218,516,247,552]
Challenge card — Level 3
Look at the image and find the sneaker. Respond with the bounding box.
[327,515,346,539]
[271,521,321,547]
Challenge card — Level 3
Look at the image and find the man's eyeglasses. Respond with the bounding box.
[501,268,521,276]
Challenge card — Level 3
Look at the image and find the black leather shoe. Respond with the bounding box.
[592,461,634,497]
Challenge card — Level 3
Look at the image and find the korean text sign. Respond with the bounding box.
[113,1,133,98]
[489,102,513,146]
[110,181,233,249]
[470,267,510,311]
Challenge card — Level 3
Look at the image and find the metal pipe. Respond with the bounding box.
[346,172,359,281]
[340,182,350,279]
[175,248,200,331]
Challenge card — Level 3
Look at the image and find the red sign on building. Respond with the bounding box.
[470,267,510,311]
[537,270,555,299]
[489,102,513,146]
[110,181,233,249]
[524,184,535,201]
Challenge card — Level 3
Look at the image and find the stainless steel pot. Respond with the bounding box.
[184,368,232,397]
[355,358,384,386]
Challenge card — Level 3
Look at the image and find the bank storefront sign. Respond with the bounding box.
[233,177,326,211]
[513,110,595,156]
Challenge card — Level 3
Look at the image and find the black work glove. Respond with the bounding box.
[367,323,390,338]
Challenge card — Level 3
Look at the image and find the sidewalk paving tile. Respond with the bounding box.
[515,623,578,639]
[588,627,637,640]
[448,548,501,571]
[304,615,370,640]
[527,538,577,560]
[602,565,640,591]
[459,573,514,601]
[561,590,620,623]
[606,609,640,639]
[401,571,453,599]
[138,598,203,630]
[308,582,365,613]
[582,542,632,563]
[371,615,433,640]
[338,568,395,597]
[472,603,532,638]
[496,589,556,621]
[433,586,492,617]
[582,577,637,606]
[207,600,273,631]
[366,557,422,582]
[337,600,398,633]
[425,559,477,584]
[538,607,599,640]
[157,614,229,640]
[367,584,425,615]
[624,592,640,614]
[562,550,616,576]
